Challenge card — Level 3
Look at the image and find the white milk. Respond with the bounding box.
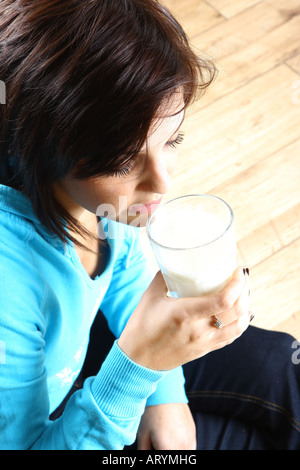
[162,250,237,298]
[149,208,237,298]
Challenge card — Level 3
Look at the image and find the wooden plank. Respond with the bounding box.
[273,310,300,341]
[286,54,300,75]
[161,0,224,38]
[192,12,300,107]
[190,2,290,60]
[266,0,300,13]
[250,238,300,339]
[206,0,261,19]
[237,221,283,268]
[237,202,300,268]
[165,65,300,200]
[212,139,300,240]
[273,203,300,247]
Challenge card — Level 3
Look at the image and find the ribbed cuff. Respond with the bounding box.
[91,340,166,418]
[146,366,188,406]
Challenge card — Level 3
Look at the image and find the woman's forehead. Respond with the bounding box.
[146,93,185,144]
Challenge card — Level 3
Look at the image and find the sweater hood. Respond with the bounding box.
[0,184,63,247]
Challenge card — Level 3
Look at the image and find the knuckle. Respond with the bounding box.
[189,330,201,344]
[216,291,235,311]
[173,308,190,327]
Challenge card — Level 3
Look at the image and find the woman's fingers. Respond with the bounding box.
[176,267,247,320]
[216,268,250,326]
[210,311,252,350]
[120,266,252,370]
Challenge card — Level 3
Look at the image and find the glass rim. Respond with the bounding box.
[146,194,234,251]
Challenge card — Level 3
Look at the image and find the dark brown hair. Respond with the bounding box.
[0,0,216,246]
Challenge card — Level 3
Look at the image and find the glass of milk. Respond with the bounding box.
[146,194,237,298]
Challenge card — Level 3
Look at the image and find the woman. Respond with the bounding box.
[0,0,299,450]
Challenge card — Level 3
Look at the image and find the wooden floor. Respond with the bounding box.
[149,0,300,339]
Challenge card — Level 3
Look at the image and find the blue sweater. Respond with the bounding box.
[0,185,187,450]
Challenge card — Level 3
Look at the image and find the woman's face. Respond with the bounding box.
[56,93,185,228]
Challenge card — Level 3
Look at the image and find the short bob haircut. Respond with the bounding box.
[0,0,216,246]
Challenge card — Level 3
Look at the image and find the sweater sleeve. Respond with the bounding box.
[100,223,188,407]
[31,342,166,450]
[1,321,165,450]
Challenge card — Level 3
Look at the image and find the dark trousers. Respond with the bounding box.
[51,312,300,450]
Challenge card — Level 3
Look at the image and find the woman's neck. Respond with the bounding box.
[53,180,107,279]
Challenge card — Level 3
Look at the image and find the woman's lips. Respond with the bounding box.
[130,196,162,214]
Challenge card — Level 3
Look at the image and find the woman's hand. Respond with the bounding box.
[137,403,196,450]
[118,267,250,371]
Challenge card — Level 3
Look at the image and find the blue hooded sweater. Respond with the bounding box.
[0,184,187,450]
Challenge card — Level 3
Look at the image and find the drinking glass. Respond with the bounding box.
[146,194,237,298]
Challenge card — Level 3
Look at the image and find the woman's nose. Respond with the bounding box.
[144,156,172,195]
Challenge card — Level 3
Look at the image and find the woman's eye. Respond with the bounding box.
[113,168,130,177]
[166,132,184,149]
[112,164,134,177]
